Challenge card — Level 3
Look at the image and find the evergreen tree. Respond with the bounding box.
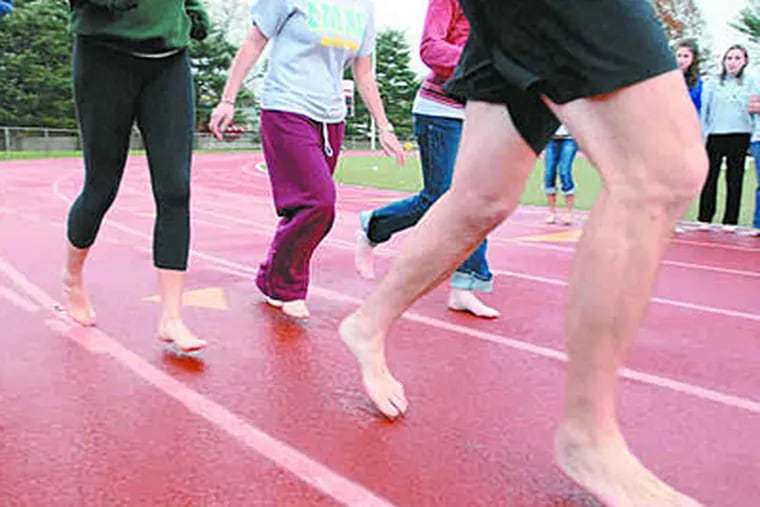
[731,1,760,44]
[0,0,76,128]
[189,25,256,130]
[652,0,714,72]
[346,28,421,142]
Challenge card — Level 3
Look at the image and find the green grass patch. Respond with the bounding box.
[334,154,758,227]
[4,150,756,226]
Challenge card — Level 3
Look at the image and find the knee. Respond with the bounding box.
[416,191,438,213]
[612,148,707,209]
[313,201,335,222]
[306,187,336,224]
[666,149,708,204]
[78,184,118,214]
[452,189,514,231]
[155,180,190,210]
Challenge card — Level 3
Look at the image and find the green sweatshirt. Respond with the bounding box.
[70,0,210,52]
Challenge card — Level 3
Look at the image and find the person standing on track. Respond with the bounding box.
[208,0,406,319]
[542,123,578,226]
[353,0,499,319]
[63,0,210,352]
[338,0,707,505]
[697,45,752,232]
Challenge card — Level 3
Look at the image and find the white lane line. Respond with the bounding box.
[201,257,760,415]
[0,256,393,507]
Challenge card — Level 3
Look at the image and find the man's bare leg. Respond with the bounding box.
[340,102,537,418]
[63,242,96,326]
[157,268,207,352]
[548,70,706,505]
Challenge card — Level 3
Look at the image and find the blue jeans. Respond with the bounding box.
[361,113,493,291]
[543,138,578,195]
[751,141,760,228]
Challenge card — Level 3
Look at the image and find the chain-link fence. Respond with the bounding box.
[1,126,403,159]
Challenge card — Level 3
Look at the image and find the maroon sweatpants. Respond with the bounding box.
[255,110,345,301]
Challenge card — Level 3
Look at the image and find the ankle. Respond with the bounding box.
[344,310,384,342]
[63,271,83,286]
[557,417,622,447]
[159,317,183,329]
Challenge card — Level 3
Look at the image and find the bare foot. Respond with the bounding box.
[63,273,96,326]
[263,295,309,319]
[354,230,376,280]
[554,423,702,507]
[265,296,284,308]
[448,289,500,319]
[158,319,207,352]
[282,299,310,319]
[339,312,407,419]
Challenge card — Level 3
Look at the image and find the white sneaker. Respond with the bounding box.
[697,222,711,231]
[739,228,760,237]
[545,213,557,224]
[721,224,737,233]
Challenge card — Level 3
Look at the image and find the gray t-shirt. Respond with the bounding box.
[251,0,375,123]
[700,75,754,137]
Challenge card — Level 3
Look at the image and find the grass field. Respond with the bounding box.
[334,154,759,227]
[3,150,757,226]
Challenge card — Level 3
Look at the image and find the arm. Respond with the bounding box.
[352,55,406,165]
[418,0,462,78]
[208,26,269,140]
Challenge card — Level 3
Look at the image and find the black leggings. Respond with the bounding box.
[699,133,749,225]
[68,37,195,270]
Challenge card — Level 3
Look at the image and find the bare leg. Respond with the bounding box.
[561,194,575,224]
[63,242,96,326]
[546,193,558,223]
[548,71,705,505]
[340,102,537,418]
[157,268,207,351]
[354,230,376,280]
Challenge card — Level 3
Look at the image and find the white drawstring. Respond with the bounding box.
[321,122,334,157]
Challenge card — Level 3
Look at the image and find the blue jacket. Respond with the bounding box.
[0,0,13,17]
[689,78,703,114]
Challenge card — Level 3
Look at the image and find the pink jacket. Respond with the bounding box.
[417,0,470,108]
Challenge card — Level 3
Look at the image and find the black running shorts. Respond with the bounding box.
[444,0,677,154]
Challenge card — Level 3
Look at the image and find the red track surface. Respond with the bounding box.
[1,153,758,506]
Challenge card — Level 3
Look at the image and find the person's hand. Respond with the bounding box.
[748,95,760,114]
[379,130,406,166]
[208,102,235,141]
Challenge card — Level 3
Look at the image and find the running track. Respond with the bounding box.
[0,153,758,506]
